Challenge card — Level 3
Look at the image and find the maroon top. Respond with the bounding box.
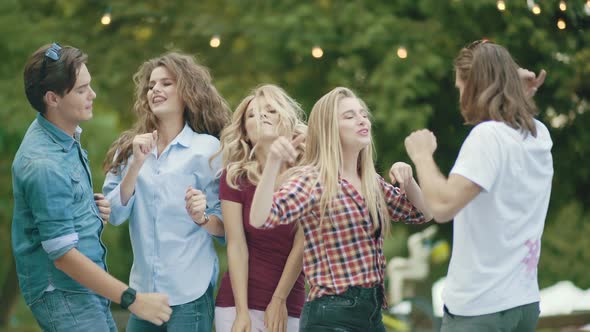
[215,171,305,317]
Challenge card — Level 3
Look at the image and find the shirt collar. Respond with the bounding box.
[36,113,82,151]
[172,123,193,148]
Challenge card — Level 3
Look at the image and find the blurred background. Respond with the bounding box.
[1,0,589,331]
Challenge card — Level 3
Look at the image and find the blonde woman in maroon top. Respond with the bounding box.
[250,87,433,331]
[214,85,307,332]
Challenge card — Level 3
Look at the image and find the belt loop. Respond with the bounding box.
[375,286,380,306]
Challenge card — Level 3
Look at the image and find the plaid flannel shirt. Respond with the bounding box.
[262,167,427,306]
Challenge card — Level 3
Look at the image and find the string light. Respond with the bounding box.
[100,8,112,25]
[585,1,590,16]
[397,47,408,59]
[312,46,324,58]
[120,2,583,61]
[209,35,221,48]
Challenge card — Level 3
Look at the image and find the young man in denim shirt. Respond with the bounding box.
[12,43,173,331]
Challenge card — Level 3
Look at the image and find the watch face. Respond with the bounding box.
[197,213,208,225]
[122,291,135,305]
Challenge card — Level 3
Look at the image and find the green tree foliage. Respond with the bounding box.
[1,0,589,327]
[540,201,590,290]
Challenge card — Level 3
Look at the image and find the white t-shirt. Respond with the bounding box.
[443,120,553,316]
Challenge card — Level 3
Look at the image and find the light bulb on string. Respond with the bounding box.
[559,1,566,11]
[312,46,324,59]
[397,46,408,59]
[101,8,112,25]
[557,18,566,30]
[532,4,541,15]
[497,0,506,11]
[210,35,221,48]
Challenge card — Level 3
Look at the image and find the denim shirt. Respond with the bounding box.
[11,114,106,305]
[103,123,224,306]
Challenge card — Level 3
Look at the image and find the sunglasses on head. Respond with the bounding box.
[45,42,61,60]
[40,42,62,80]
[466,39,489,50]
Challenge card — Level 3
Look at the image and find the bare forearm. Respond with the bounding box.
[54,248,127,303]
[200,215,224,237]
[120,161,142,206]
[273,228,304,299]
[412,156,454,222]
[250,158,282,228]
[227,242,249,313]
[403,178,433,221]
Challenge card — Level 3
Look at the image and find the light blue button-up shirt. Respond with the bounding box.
[103,123,223,306]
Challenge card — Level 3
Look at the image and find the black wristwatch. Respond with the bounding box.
[120,287,137,310]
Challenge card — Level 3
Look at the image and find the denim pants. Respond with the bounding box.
[126,285,214,332]
[299,286,386,332]
[441,302,540,332]
[30,289,117,332]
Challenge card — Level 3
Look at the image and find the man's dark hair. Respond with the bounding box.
[23,43,88,114]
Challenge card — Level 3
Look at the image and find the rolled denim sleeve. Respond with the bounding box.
[102,169,135,226]
[22,159,78,260]
[41,233,79,259]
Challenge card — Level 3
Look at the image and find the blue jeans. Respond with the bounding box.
[299,286,386,332]
[127,285,214,332]
[30,289,116,332]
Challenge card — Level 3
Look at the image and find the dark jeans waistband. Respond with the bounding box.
[301,286,386,331]
[340,286,383,301]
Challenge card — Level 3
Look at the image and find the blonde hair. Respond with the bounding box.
[216,84,307,188]
[305,87,389,235]
[454,41,538,136]
[104,52,231,173]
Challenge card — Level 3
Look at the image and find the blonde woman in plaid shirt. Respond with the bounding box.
[250,87,433,331]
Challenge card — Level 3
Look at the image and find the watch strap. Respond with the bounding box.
[120,287,137,310]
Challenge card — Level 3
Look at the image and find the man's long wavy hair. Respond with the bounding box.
[104,52,231,174]
[454,41,538,136]
[215,84,307,189]
[304,87,389,236]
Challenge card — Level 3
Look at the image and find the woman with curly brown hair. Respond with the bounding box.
[102,52,231,332]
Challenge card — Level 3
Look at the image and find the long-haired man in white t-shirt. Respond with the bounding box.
[404,40,552,332]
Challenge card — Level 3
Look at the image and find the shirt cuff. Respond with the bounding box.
[42,233,79,260]
[106,183,136,225]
